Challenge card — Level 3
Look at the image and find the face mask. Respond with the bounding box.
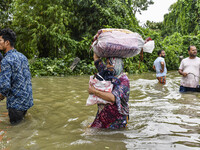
[161,55,165,58]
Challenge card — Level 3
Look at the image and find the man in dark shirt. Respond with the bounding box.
[0,28,33,125]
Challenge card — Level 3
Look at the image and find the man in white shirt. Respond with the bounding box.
[178,45,200,92]
[153,50,167,84]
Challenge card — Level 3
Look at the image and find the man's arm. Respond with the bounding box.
[153,65,156,71]
[0,59,12,96]
[178,69,188,77]
[93,53,106,73]
[160,61,165,73]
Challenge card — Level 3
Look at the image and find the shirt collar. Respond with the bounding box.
[4,49,17,56]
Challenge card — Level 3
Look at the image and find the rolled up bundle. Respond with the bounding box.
[91,28,154,58]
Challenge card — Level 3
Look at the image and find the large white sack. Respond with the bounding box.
[91,28,154,58]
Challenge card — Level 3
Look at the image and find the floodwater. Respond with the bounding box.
[0,71,200,150]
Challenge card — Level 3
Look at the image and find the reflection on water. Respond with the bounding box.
[0,71,200,149]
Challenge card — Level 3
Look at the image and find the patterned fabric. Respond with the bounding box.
[112,74,130,115]
[157,76,166,84]
[94,58,129,115]
[91,59,130,129]
[90,104,128,129]
[94,59,105,73]
[0,52,3,62]
[0,49,33,111]
[94,59,115,82]
[108,58,124,76]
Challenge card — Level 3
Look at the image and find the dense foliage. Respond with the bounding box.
[132,0,154,14]
[8,0,145,59]
[0,0,12,28]
[1,0,200,76]
[162,0,200,36]
[29,55,96,76]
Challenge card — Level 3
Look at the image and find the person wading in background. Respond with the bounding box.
[178,45,200,92]
[153,50,167,84]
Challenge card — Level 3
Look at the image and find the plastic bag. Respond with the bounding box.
[143,40,155,53]
[86,75,113,106]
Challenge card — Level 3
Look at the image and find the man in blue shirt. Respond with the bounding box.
[0,52,3,71]
[153,50,167,84]
[0,28,33,125]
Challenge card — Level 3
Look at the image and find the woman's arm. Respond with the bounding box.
[88,84,115,103]
[93,53,106,73]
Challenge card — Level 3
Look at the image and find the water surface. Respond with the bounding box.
[0,71,200,149]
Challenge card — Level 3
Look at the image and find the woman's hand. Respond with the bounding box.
[88,84,96,94]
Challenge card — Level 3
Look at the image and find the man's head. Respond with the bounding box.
[0,28,16,52]
[188,45,197,58]
[157,50,165,58]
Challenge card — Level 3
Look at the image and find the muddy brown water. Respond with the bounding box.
[0,71,200,149]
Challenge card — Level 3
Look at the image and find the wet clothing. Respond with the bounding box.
[0,49,33,123]
[179,57,200,89]
[157,76,166,85]
[8,108,27,125]
[90,104,128,129]
[179,86,199,93]
[91,59,129,129]
[153,57,167,77]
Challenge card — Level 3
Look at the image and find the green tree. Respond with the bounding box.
[65,0,142,60]
[7,0,155,60]
[144,20,163,31]
[0,0,12,28]
[162,0,200,36]
[131,0,154,14]
[9,0,146,59]
[66,0,140,40]
[10,0,76,58]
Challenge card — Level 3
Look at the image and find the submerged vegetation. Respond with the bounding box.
[1,0,200,76]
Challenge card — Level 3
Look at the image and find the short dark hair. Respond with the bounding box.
[0,28,16,47]
[157,50,164,56]
[188,45,195,51]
